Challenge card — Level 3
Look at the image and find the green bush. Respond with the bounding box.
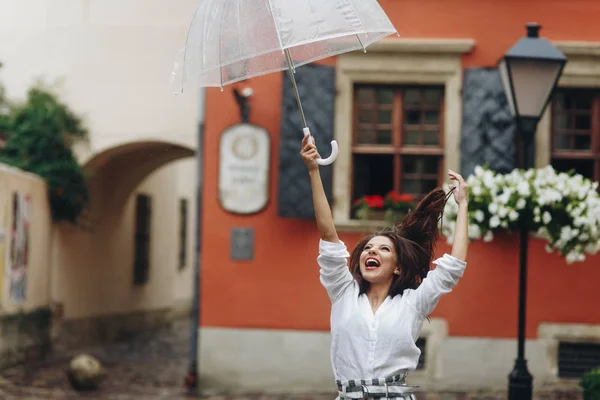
[581,367,600,400]
[0,83,89,223]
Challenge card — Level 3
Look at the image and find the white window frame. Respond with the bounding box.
[332,38,475,231]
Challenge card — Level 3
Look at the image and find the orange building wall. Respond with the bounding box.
[200,0,600,339]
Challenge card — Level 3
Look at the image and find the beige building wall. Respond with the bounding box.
[0,0,201,334]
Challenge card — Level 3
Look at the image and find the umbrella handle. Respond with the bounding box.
[303,128,338,166]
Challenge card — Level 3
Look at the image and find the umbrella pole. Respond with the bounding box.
[284,49,308,129]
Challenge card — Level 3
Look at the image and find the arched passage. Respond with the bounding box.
[51,140,196,346]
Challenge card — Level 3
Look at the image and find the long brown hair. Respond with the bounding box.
[348,188,452,297]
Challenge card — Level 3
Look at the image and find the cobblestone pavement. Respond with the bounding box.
[0,318,583,399]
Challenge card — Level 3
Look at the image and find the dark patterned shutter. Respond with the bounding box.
[278,64,335,219]
[461,68,516,176]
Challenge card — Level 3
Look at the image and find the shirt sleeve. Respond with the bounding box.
[405,253,467,316]
[318,239,354,303]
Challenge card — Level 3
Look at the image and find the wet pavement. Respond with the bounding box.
[0,318,583,399]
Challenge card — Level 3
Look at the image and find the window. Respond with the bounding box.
[351,85,444,217]
[558,341,600,379]
[332,38,473,228]
[178,198,188,269]
[551,89,600,182]
[133,193,151,285]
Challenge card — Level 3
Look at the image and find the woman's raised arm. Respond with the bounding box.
[300,134,339,244]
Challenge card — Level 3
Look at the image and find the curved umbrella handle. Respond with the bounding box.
[303,128,338,166]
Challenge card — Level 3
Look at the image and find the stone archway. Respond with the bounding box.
[50,140,196,348]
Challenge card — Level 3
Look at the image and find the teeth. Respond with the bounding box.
[366,259,380,267]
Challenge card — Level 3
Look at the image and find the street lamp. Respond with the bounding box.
[498,23,567,400]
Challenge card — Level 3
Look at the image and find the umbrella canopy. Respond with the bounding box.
[179,0,398,89]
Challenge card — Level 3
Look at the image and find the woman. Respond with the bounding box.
[300,134,469,400]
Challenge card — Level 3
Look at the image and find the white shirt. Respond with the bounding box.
[318,239,467,382]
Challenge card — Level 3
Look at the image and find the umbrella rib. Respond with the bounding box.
[284,49,308,129]
[218,0,227,90]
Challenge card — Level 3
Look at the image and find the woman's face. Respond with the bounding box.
[359,236,398,285]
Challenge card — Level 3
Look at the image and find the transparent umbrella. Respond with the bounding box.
[175,0,398,165]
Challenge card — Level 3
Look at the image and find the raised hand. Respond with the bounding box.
[448,169,468,205]
[300,134,321,172]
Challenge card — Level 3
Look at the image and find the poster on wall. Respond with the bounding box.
[8,192,30,304]
[0,183,8,306]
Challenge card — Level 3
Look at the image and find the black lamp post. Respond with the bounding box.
[497,23,567,400]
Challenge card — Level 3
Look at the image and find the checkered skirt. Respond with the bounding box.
[336,372,418,400]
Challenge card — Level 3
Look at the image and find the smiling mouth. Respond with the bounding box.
[365,258,381,269]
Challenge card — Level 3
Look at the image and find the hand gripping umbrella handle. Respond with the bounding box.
[303,128,338,166]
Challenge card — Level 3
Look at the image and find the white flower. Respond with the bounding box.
[474,210,484,223]
[490,216,501,228]
[439,164,600,263]
[542,212,552,225]
[483,231,494,242]
[469,224,482,240]
[489,203,499,214]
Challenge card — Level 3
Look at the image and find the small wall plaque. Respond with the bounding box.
[231,227,254,261]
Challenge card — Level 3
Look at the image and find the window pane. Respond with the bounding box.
[357,130,374,144]
[424,111,439,125]
[554,92,565,111]
[358,109,373,124]
[356,88,374,105]
[378,110,392,124]
[424,159,439,174]
[403,157,418,174]
[404,109,420,125]
[574,134,591,151]
[574,92,593,110]
[423,179,439,193]
[554,113,568,130]
[554,134,570,150]
[376,130,392,145]
[424,89,442,106]
[575,114,591,131]
[403,179,419,195]
[404,89,420,105]
[401,156,441,196]
[376,89,394,105]
[352,154,394,204]
[552,159,594,181]
[423,131,439,146]
[404,131,420,145]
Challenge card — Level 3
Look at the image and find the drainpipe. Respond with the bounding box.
[185,86,206,391]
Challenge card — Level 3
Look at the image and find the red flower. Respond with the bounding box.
[364,195,384,209]
[55,188,63,196]
[385,191,414,204]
